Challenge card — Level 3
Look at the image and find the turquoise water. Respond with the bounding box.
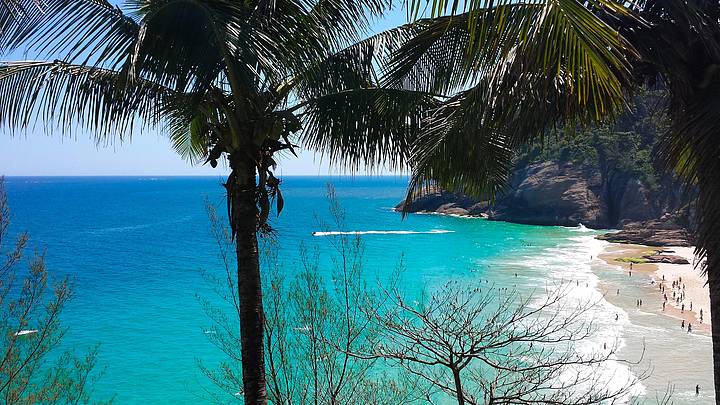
[1,176,664,402]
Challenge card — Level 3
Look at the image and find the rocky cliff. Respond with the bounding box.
[395,161,693,231]
[396,90,697,245]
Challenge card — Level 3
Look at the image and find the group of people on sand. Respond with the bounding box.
[658,276,705,331]
[618,265,705,334]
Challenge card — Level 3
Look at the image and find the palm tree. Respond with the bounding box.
[0,1,435,403]
[392,0,720,400]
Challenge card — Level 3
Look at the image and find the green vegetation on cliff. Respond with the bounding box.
[520,89,670,193]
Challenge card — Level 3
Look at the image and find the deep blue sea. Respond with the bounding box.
[3,176,712,403]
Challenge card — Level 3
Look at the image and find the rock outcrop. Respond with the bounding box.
[395,190,489,217]
[397,161,690,229]
[396,161,695,247]
[641,254,690,264]
[596,214,693,247]
[486,162,608,227]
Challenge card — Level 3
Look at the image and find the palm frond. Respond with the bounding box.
[405,90,515,209]
[0,0,139,68]
[161,93,227,163]
[305,0,389,47]
[125,0,252,93]
[0,60,170,140]
[389,0,637,121]
[290,23,422,102]
[391,0,638,205]
[297,88,440,171]
[168,115,213,163]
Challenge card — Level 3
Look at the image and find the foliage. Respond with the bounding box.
[389,0,639,206]
[519,88,670,192]
[0,178,106,404]
[614,257,648,264]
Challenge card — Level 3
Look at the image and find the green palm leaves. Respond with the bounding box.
[389,0,637,203]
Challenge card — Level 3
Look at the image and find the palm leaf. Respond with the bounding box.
[392,0,638,204]
[0,0,139,68]
[0,60,170,140]
[297,88,440,171]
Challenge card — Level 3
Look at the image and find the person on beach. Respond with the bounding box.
[682,320,685,329]
[617,289,620,295]
[630,262,633,270]
[682,303,685,312]
[688,323,692,333]
[662,302,666,311]
[690,302,693,311]
[697,384,700,396]
[615,314,619,321]
[662,274,665,281]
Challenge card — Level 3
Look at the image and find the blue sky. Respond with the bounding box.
[0,5,409,176]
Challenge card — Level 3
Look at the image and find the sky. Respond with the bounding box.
[0,5,409,176]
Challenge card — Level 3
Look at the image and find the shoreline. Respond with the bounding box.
[597,242,711,334]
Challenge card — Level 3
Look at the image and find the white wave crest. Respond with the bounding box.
[312,230,454,236]
[569,223,592,232]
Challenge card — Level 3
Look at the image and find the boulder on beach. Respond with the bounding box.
[596,214,693,247]
[641,254,691,264]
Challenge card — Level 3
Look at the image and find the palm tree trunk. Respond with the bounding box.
[709,263,720,401]
[695,174,720,401]
[229,158,268,405]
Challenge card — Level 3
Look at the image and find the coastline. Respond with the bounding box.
[591,239,714,401]
[597,243,711,334]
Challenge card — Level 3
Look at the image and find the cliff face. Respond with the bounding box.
[396,161,692,230]
[489,162,607,227]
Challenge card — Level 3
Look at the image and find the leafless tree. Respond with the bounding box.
[358,281,646,405]
[0,177,105,404]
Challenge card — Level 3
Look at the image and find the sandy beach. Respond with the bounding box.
[598,243,711,333]
[593,241,714,401]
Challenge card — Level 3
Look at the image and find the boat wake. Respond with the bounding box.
[312,230,454,236]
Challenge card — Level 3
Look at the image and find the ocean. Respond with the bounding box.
[2,176,714,403]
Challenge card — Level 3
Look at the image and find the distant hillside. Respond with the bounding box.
[397,89,696,232]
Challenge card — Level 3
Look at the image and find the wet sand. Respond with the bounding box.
[598,243,710,334]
